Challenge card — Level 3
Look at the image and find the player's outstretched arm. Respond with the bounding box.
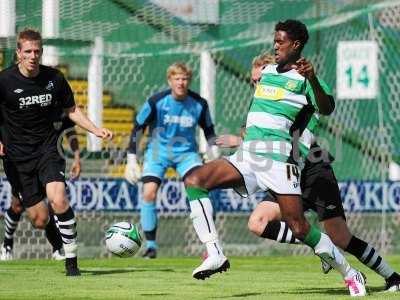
[197,98,222,161]
[307,76,335,115]
[124,124,145,185]
[65,128,81,179]
[124,100,155,184]
[0,141,5,156]
[64,105,113,140]
[215,135,242,148]
[291,57,334,115]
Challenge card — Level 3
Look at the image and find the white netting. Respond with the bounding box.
[2,211,400,258]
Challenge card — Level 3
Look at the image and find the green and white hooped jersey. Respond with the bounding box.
[243,64,332,163]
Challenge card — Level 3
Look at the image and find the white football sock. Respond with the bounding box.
[314,233,356,279]
[189,198,224,257]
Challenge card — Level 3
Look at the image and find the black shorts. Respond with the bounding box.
[10,187,19,200]
[263,161,346,222]
[300,161,345,221]
[3,150,66,208]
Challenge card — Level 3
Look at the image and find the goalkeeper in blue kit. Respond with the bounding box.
[124,62,218,259]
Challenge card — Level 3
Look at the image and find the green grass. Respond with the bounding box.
[0,256,399,299]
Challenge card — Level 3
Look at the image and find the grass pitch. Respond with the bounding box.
[0,256,399,299]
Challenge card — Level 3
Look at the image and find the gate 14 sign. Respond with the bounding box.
[337,41,378,100]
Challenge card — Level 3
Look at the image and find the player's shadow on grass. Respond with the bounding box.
[211,286,384,298]
[79,268,175,276]
[139,293,171,297]
[280,287,349,296]
[280,285,384,296]
[211,293,264,298]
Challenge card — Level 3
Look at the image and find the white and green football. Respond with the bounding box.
[105,222,142,257]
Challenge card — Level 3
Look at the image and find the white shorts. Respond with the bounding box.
[226,150,301,196]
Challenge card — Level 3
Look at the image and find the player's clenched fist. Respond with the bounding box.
[291,57,315,79]
[94,128,113,140]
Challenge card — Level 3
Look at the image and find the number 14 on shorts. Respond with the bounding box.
[286,164,300,188]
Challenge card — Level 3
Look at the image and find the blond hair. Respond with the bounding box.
[167,62,193,80]
[252,52,275,68]
[17,28,42,49]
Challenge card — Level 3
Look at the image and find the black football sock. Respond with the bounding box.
[261,220,301,244]
[345,235,394,279]
[45,212,63,252]
[3,207,22,248]
[56,207,78,258]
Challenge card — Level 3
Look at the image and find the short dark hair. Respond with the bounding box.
[275,19,309,51]
[17,28,42,49]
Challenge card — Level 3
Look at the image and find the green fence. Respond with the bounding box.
[2,0,399,180]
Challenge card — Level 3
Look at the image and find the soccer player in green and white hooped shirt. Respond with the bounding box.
[184,20,366,296]
[245,57,400,292]
[219,50,400,292]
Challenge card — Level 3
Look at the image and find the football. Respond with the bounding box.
[105,222,142,257]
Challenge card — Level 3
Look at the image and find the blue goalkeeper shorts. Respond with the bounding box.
[142,148,202,180]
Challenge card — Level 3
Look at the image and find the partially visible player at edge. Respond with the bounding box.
[124,62,218,259]
[0,28,113,276]
[184,19,366,296]
[0,114,81,261]
[219,51,400,292]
